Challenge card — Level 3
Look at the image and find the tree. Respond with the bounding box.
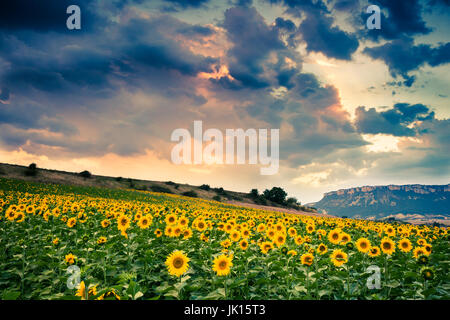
[79,170,92,178]
[25,163,38,176]
[250,189,259,198]
[263,187,287,205]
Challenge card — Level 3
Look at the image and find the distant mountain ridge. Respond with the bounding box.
[310,184,450,219]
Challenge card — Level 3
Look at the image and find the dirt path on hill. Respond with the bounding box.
[225,200,336,218]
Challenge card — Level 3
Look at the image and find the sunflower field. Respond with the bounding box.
[0,177,449,300]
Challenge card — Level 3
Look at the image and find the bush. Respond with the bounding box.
[115,177,123,182]
[214,187,224,194]
[0,167,5,175]
[150,185,173,194]
[254,195,267,205]
[133,185,148,191]
[199,184,211,191]
[79,170,92,179]
[25,163,38,176]
[165,181,176,186]
[182,190,198,198]
[212,195,221,202]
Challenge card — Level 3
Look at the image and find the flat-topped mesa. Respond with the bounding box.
[314,184,450,219]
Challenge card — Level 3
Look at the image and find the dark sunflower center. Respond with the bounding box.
[219,261,227,269]
[173,258,184,268]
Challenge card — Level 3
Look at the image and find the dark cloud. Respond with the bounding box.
[333,0,360,11]
[355,103,435,137]
[269,0,359,60]
[364,37,450,86]
[163,0,211,9]
[0,87,10,102]
[299,12,359,60]
[220,6,285,89]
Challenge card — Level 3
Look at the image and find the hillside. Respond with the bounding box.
[0,162,320,216]
[310,184,450,222]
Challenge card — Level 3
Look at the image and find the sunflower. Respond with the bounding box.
[306,224,315,234]
[413,247,427,259]
[117,214,130,231]
[179,216,188,227]
[356,238,371,253]
[182,228,193,240]
[295,235,304,245]
[76,281,87,300]
[221,239,231,249]
[260,241,274,254]
[330,249,348,267]
[230,230,241,242]
[154,228,163,237]
[165,213,177,226]
[340,233,351,244]
[165,226,174,237]
[398,238,412,252]
[287,250,297,256]
[417,238,427,246]
[316,243,328,255]
[165,250,190,277]
[65,253,77,265]
[15,212,25,223]
[300,253,314,266]
[97,289,121,300]
[241,228,251,238]
[196,220,207,232]
[368,246,381,258]
[137,215,152,229]
[423,243,432,255]
[380,237,395,255]
[257,223,266,233]
[274,233,286,247]
[384,225,396,237]
[212,254,233,276]
[173,225,182,237]
[97,236,107,245]
[76,281,98,300]
[67,217,77,228]
[417,254,428,265]
[328,229,341,244]
[239,239,249,250]
[288,227,297,237]
[420,267,435,281]
[266,228,276,240]
[52,238,59,245]
[101,219,110,228]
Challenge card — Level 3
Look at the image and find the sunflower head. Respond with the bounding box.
[300,253,314,266]
[330,249,348,267]
[315,244,327,256]
[380,237,395,255]
[165,250,190,277]
[212,254,233,276]
[420,267,435,281]
[356,238,371,253]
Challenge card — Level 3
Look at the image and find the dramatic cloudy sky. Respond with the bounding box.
[0,0,449,203]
